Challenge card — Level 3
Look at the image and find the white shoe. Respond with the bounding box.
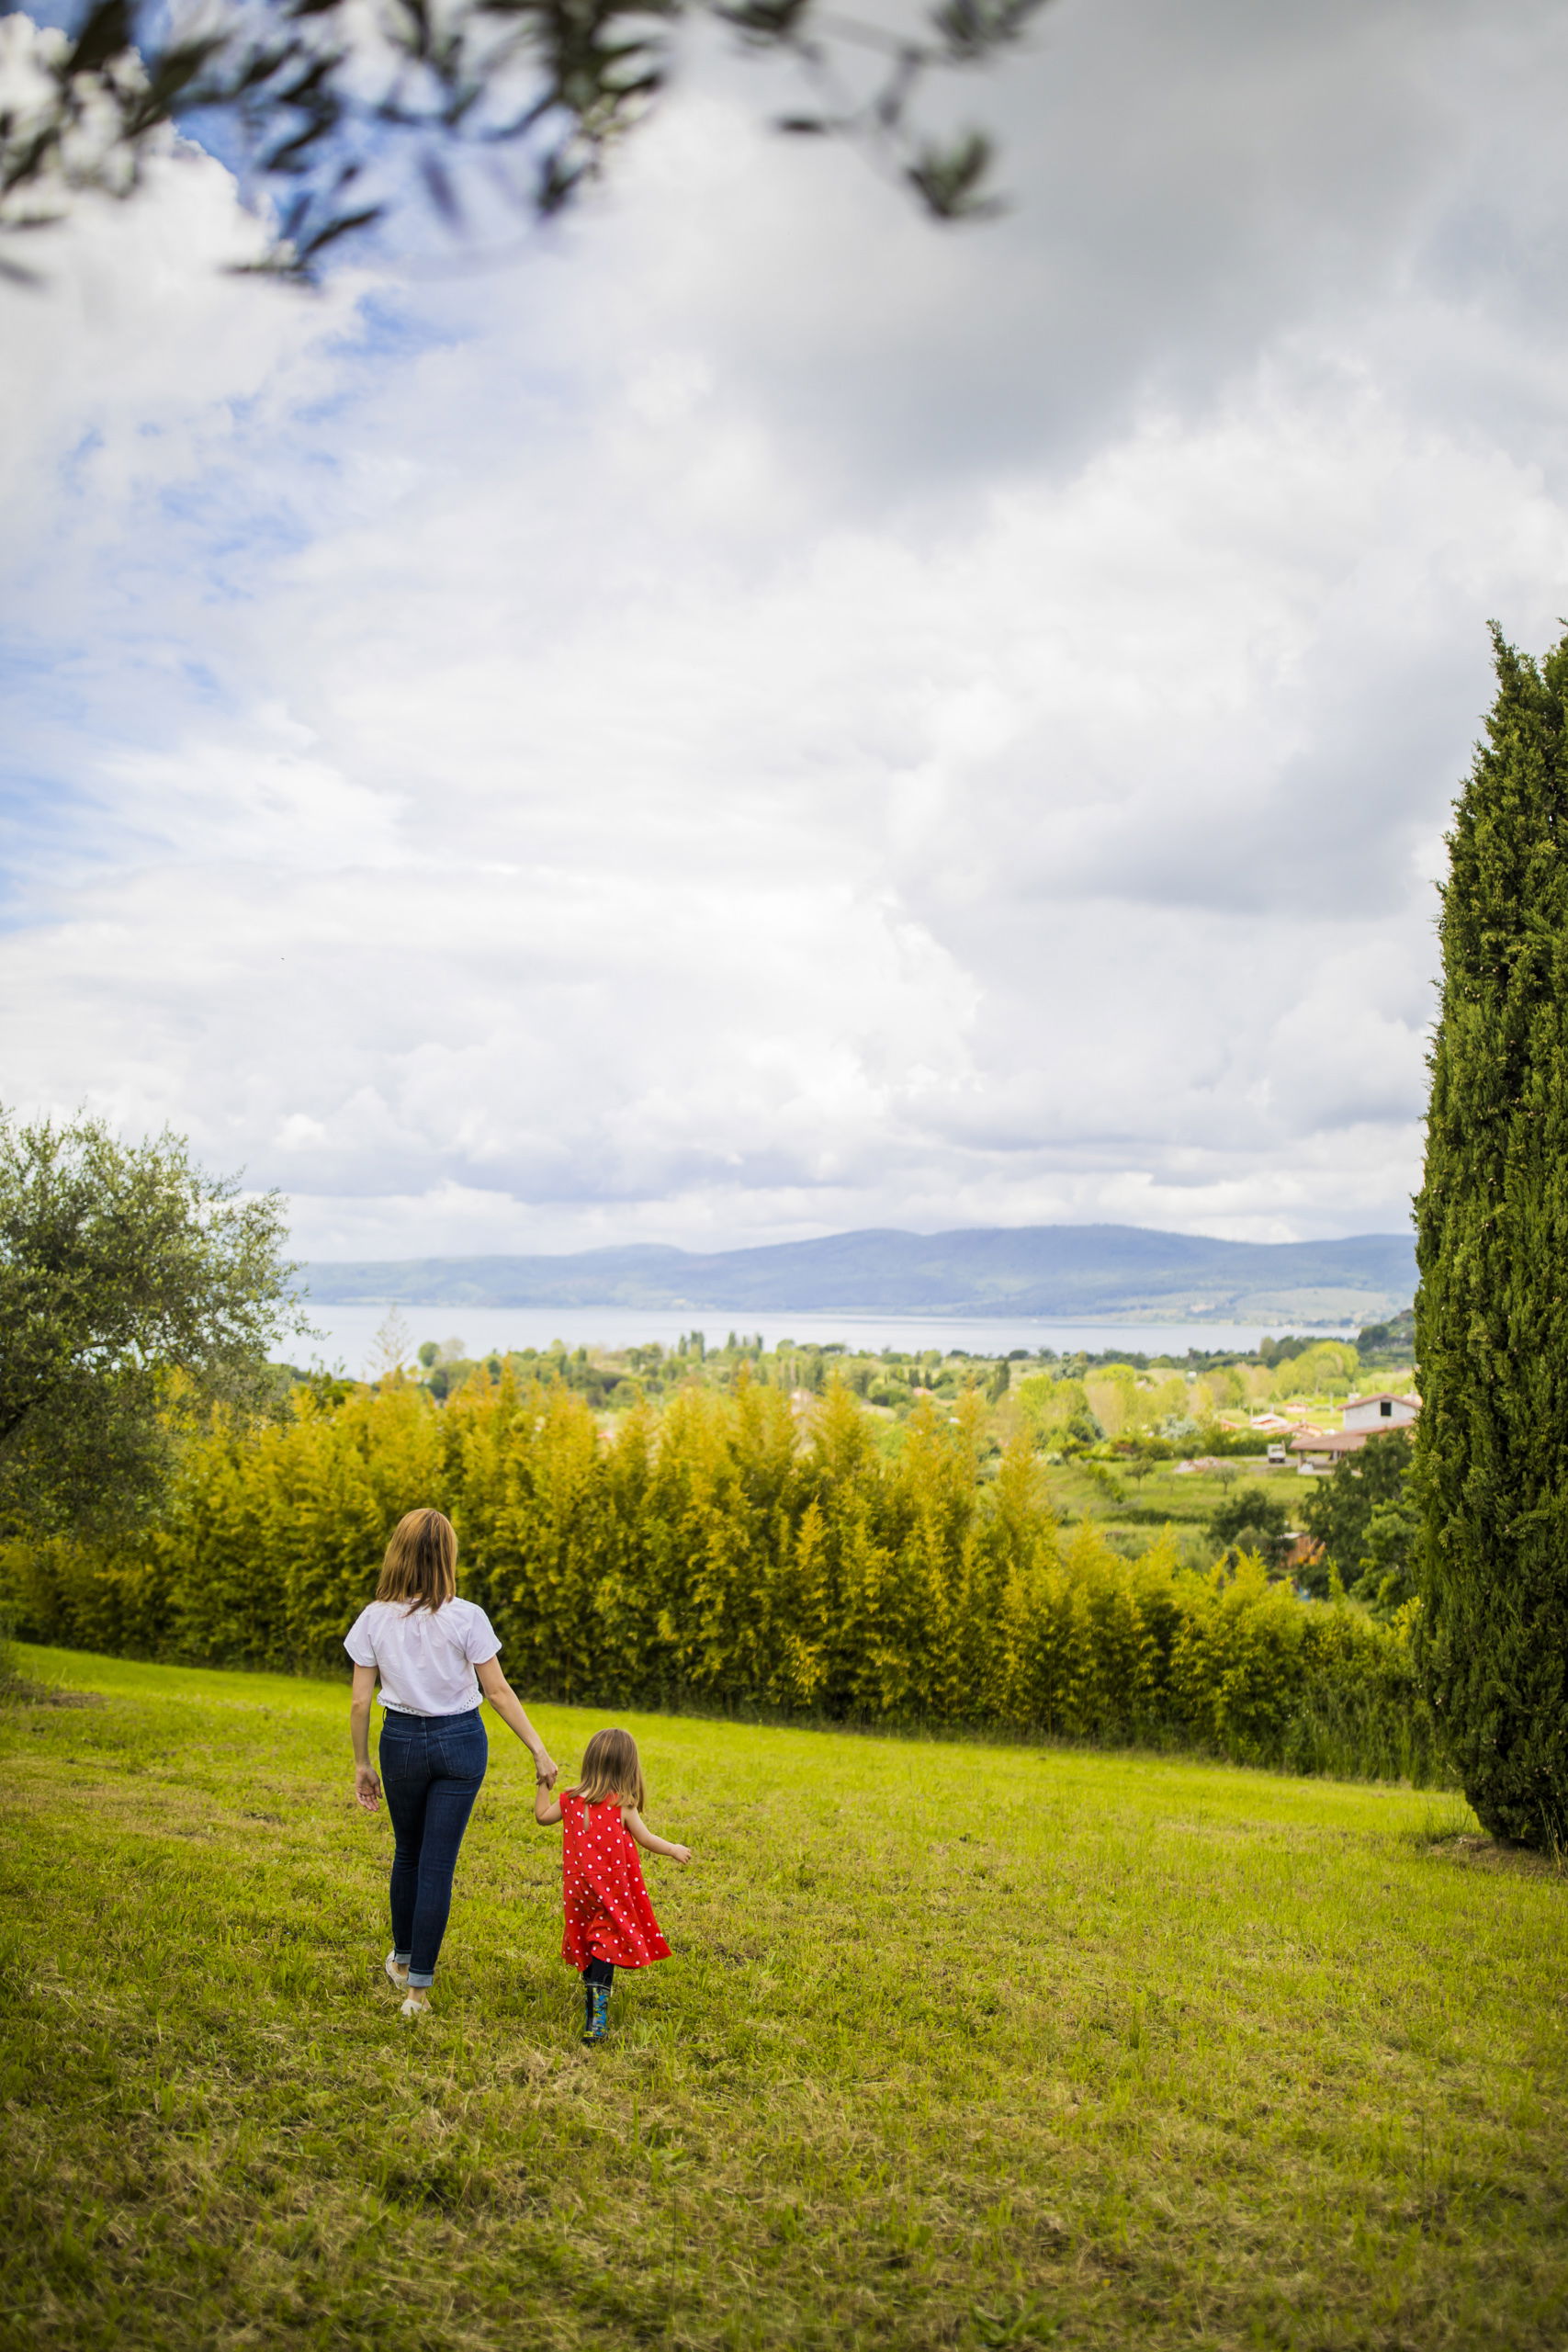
[385,1951,410,1988]
[400,1993,429,2018]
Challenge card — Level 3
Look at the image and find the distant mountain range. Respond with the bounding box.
[302,1225,1416,1327]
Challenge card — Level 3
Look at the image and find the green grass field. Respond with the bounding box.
[1043,1456,1303,1553]
[3,1645,1564,2351]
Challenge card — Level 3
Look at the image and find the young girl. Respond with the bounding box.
[535,1727,691,2043]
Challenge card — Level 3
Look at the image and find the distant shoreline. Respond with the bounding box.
[290,1302,1371,1375]
[298,1298,1366,1331]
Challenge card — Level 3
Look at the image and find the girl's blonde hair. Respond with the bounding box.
[573,1727,646,1813]
[376,1509,457,1613]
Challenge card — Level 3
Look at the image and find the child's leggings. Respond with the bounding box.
[583,1958,615,1990]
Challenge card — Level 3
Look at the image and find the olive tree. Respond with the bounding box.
[0,1108,305,1540]
[0,0,1049,281]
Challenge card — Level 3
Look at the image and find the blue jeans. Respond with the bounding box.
[378,1706,488,1986]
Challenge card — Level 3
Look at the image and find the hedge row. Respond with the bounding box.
[4,1373,1444,1781]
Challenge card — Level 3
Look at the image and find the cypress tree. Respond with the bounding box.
[1415,624,1568,1846]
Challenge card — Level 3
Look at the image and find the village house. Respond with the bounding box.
[1342,1389,1421,1431]
[1291,1391,1420,1473]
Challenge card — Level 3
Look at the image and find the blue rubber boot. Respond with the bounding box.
[582,1981,612,2044]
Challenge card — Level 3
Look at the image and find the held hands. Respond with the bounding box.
[535,1750,559,1791]
[355,1763,382,1813]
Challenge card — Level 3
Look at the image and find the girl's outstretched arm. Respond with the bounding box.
[624,1808,691,1863]
[535,1783,563,1826]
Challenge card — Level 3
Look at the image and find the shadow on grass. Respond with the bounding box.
[1404,1794,1565,1876]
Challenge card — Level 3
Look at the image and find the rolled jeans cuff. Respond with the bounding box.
[408,1970,435,1989]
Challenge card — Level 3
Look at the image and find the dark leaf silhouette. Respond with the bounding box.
[905,128,1000,220]
[65,0,132,77]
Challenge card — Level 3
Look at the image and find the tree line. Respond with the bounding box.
[6,1369,1438,1785]
[396,1324,1398,1447]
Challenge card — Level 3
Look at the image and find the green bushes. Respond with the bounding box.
[2,1372,1443,1782]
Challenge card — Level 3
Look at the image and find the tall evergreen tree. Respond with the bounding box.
[1415,624,1568,1847]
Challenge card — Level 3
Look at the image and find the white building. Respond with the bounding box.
[1342,1391,1421,1433]
[1291,1392,1421,1474]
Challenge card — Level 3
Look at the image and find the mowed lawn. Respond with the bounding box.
[2,1649,1564,2351]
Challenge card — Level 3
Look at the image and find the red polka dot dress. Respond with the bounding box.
[560,1792,671,1971]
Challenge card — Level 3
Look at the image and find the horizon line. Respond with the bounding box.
[297,1218,1417,1266]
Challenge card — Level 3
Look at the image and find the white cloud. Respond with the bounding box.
[4,0,1568,1261]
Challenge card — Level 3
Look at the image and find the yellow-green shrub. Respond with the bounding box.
[4,1372,1442,1782]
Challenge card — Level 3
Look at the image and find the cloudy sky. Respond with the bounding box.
[4,0,1567,1261]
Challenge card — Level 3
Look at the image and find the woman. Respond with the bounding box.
[345,1506,558,2016]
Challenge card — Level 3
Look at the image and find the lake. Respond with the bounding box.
[289,1301,1357,1377]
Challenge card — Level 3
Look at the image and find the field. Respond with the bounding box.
[1041,1456,1303,1554]
[3,1648,1564,2351]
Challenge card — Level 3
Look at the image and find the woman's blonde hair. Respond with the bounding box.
[573,1727,646,1812]
[376,1509,457,1613]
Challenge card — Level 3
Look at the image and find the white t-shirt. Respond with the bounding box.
[344,1597,502,1716]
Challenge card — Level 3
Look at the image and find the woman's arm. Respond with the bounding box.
[350,1663,381,1812]
[476,1655,558,1786]
[624,1808,691,1864]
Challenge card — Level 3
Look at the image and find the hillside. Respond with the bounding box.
[302,1223,1416,1324]
[7,1651,1562,2352]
